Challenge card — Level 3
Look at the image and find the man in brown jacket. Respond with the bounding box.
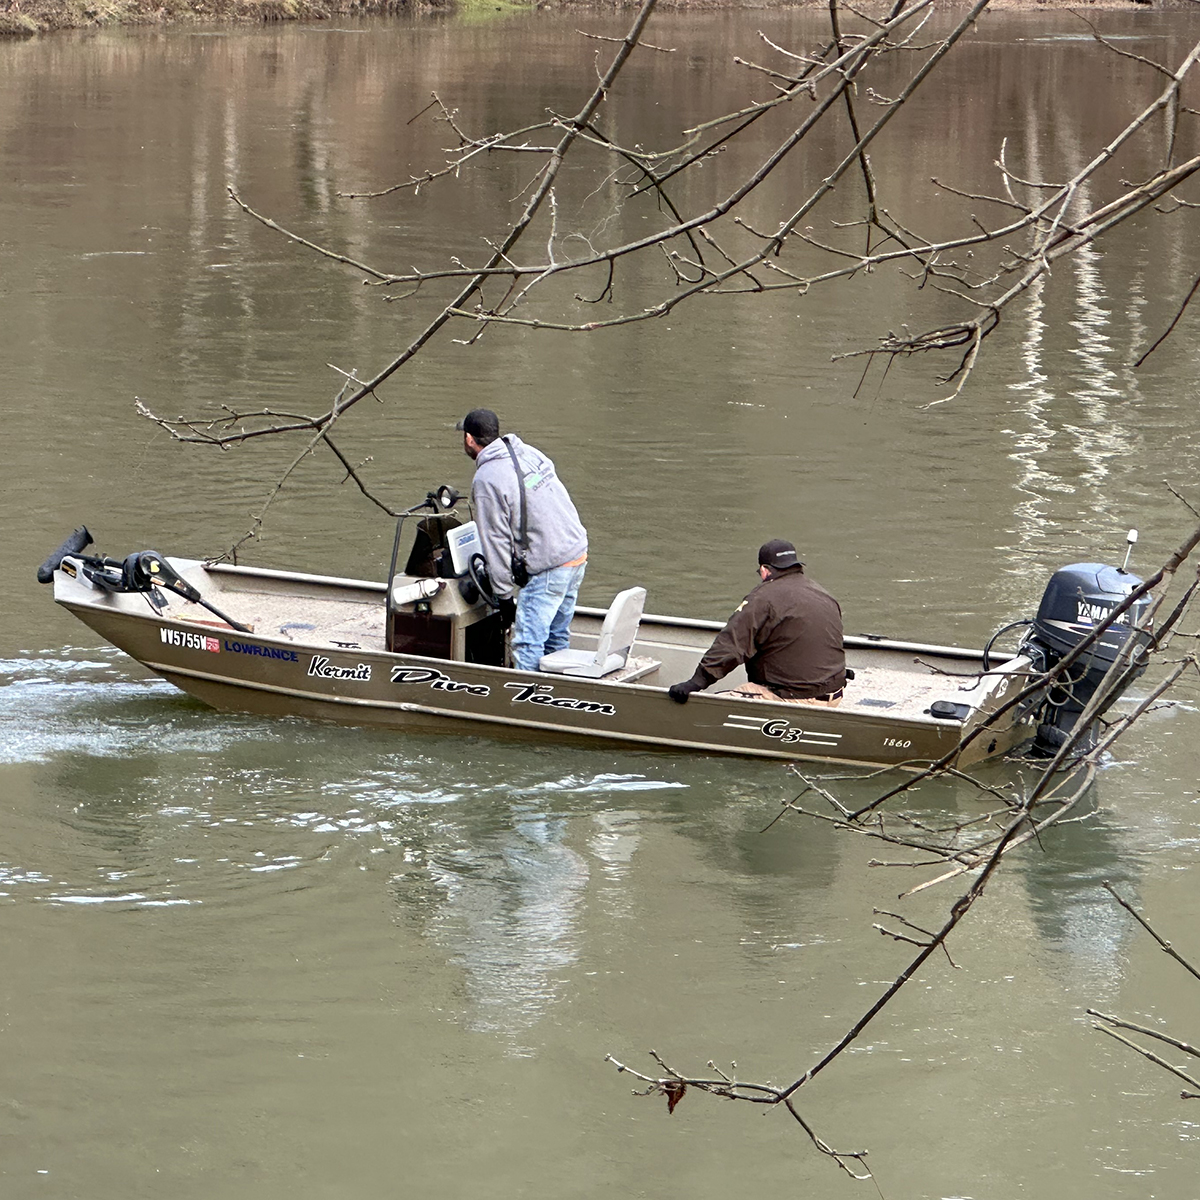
[668,540,846,705]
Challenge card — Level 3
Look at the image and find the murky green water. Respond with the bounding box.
[4,8,1200,1197]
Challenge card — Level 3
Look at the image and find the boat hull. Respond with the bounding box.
[54,560,1034,768]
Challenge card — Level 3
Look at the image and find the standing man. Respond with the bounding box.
[668,540,846,705]
[458,408,589,672]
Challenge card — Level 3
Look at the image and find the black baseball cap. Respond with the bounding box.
[758,539,803,570]
[456,409,500,439]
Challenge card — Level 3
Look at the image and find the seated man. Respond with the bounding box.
[668,540,846,706]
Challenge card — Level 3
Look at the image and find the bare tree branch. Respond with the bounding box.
[1102,882,1200,984]
[1135,272,1200,368]
[607,507,1200,1167]
[1093,1024,1200,1096]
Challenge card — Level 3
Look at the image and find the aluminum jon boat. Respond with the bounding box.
[38,494,1150,770]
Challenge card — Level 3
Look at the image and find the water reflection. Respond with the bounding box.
[1,639,846,1046]
[4,652,692,1041]
[1006,274,1067,566]
[0,642,1154,999]
[419,807,590,1051]
[1012,786,1133,996]
[7,14,1200,1194]
[1065,233,1139,522]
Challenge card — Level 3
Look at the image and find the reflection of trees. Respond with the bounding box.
[134,0,1200,561]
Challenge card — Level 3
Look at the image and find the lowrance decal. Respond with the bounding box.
[504,681,616,716]
[223,639,298,662]
[390,667,490,697]
[307,655,372,682]
[160,628,220,653]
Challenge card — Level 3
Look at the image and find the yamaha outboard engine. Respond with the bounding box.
[1020,561,1151,755]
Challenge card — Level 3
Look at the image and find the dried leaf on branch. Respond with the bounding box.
[605,498,1200,1178]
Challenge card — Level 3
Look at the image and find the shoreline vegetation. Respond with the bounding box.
[0,0,1171,37]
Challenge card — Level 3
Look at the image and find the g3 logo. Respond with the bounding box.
[762,719,805,745]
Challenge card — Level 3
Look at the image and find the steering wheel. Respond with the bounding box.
[468,553,500,610]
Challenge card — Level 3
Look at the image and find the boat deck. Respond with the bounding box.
[212,593,389,653]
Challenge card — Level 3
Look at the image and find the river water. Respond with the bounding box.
[4,6,1200,1197]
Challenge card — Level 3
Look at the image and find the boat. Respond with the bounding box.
[36,487,1151,769]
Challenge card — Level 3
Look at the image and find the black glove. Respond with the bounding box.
[498,596,517,630]
[669,679,705,704]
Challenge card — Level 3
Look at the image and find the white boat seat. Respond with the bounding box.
[539,586,647,678]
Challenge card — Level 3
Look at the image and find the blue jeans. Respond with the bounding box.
[511,562,586,672]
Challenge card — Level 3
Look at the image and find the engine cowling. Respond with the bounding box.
[1021,563,1151,755]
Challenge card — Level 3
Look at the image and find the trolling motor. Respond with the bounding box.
[36,526,94,583]
[37,529,251,633]
[986,530,1151,756]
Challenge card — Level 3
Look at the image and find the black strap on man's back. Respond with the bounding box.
[501,436,528,553]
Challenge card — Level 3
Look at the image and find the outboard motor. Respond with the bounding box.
[1019,561,1151,755]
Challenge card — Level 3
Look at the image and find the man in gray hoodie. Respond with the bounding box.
[458,408,589,672]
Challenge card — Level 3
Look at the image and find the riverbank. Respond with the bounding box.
[0,0,1173,41]
[0,0,422,36]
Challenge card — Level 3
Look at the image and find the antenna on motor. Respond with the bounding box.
[1120,528,1138,573]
